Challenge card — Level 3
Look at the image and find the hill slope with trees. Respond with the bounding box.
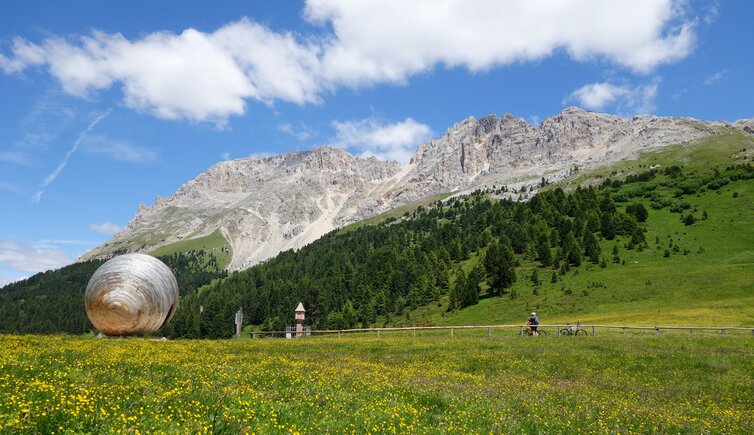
[2,132,753,337]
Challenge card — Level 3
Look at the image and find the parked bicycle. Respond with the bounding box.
[560,322,587,336]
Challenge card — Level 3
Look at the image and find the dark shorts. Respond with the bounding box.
[530,325,538,331]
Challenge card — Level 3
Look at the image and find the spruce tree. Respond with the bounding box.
[483,237,517,295]
[537,235,553,267]
[583,231,601,264]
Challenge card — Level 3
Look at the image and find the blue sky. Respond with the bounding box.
[0,0,752,284]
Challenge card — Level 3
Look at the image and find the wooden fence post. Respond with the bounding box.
[655,327,660,336]
[377,329,380,338]
[413,328,416,337]
[519,326,523,337]
[592,325,596,336]
[450,328,454,337]
[488,327,492,338]
[721,328,726,336]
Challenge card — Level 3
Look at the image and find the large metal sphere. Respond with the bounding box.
[85,253,179,336]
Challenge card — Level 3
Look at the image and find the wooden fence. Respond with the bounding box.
[250,324,754,339]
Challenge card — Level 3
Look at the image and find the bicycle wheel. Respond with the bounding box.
[560,329,571,336]
[537,329,546,336]
[575,329,588,336]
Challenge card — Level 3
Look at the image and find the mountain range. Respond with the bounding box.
[80,107,754,270]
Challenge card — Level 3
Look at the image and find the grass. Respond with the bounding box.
[557,131,754,191]
[391,132,754,329]
[0,334,751,433]
[338,192,454,234]
[150,229,232,270]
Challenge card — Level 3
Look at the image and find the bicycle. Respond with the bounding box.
[522,326,546,336]
[559,322,587,336]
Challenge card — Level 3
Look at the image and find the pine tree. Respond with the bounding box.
[483,237,517,295]
[463,266,483,308]
[536,235,553,267]
[583,231,601,264]
[530,269,541,286]
[449,270,466,310]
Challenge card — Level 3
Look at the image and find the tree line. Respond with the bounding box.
[166,184,647,338]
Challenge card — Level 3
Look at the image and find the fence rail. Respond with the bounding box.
[250,324,754,339]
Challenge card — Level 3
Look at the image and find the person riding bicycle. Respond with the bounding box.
[527,312,540,336]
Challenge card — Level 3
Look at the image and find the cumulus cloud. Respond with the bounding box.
[330,118,432,163]
[566,82,630,110]
[1,1,695,123]
[306,0,695,85]
[565,79,660,115]
[89,221,122,235]
[0,20,318,124]
[0,240,71,273]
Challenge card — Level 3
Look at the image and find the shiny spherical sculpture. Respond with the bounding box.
[85,253,179,336]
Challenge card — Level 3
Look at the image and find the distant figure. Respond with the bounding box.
[527,312,540,336]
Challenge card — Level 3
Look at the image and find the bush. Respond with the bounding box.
[682,213,696,226]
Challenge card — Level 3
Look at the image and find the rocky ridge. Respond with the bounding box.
[81,108,752,270]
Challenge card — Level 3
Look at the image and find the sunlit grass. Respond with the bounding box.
[1,335,752,433]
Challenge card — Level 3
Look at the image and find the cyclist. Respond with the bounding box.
[527,312,540,336]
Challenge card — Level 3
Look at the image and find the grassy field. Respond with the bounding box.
[393,134,754,329]
[1,335,751,433]
[150,229,232,270]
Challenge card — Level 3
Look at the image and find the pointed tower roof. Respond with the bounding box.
[295,302,305,312]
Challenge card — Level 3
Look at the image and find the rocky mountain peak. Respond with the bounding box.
[82,107,749,272]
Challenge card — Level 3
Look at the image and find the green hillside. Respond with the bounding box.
[397,133,754,328]
[164,132,754,338]
[2,132,753,337]
[150,229,232,270]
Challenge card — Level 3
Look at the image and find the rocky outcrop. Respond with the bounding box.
[81,108,746,270]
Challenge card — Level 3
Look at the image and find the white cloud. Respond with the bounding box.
[330,118,432,163]
[565,79,660,115]
[82,135,158,162]
[306,0,695,85]
[0,20,317,124]
[704,69,730,85]
[1,1,695,123]
[89,221,122,235]
[221,152,231,160]
[0,240,71,273]
[566,83,630,110]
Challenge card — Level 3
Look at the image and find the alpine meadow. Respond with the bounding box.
[2,1,754,433]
